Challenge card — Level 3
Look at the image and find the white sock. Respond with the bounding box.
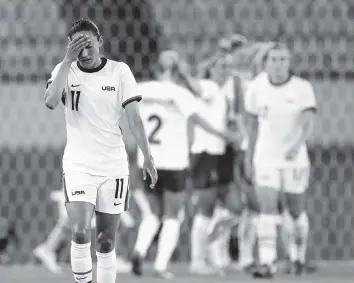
[120,211,135,228]
[134,214,160,258]
[238,211,257,267]
[43,219,67,252]
[191,214,211,267]
[70,241,92,283]
[282,211,297,261]
[207,206,232,235]
[154,218,180,272]
[96,250,116,283]
[295,212,309,263]
[133,189,151,217]
[257,214,278,265]
[209,229,231,268]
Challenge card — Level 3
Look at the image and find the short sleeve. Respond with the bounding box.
[120,63,142,108]
[244,80,259,116]
[46,63,62,89]
[301,81,317,111]
[46,62,67,105]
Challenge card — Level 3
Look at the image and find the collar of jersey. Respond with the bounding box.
[267,72,293,86]
[77,57,107,73]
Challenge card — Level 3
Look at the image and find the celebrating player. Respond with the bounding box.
[130,50,237,279]
[44,19,157,283]
[244,43,316,278]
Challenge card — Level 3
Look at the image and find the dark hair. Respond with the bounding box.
[68,18,101,40]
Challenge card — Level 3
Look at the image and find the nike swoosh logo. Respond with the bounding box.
[114,202,122,206]
[76,276,88,280]
[71,84,80,87]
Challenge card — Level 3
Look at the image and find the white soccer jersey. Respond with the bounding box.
[191,79,227,155]
[47,58,141,176]
[137,81,203,170]
[245,72,317,167]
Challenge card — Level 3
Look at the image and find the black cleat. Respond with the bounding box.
[304,261,317,274]
[284,257,293,274]
[242,262,258,275]
[252,264,277,279]
[131,253,143,276]
[294,260,305,276]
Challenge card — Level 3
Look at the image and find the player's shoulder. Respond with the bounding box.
[290,75,313,89]
[251,72,268,84]
[246,72,267,93]
[104,59,132,74]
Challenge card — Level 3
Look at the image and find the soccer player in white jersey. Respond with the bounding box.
[131,51,236,279]
[189,56,242,274]
[235,43,276,274]
[44,19,157,283]
[244,43,316,278]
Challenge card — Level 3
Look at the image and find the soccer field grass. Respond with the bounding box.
[1,262,354,283]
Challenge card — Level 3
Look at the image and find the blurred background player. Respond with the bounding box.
[235,42,276,273]
[244,43,317,278]
[131,50,237,278]
[188,35,248,274]
[0,216,18,264]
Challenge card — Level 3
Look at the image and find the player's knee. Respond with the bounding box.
[256,186,279,214]
[198,193,216,216]
[96,232,115,253]
[286,193,306,219]
[287,203,305,219]
[163,191,184,218]
[72,228,91,244]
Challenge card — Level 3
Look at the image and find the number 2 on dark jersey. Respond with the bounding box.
[70,90,81,111]
[148,114,162,144]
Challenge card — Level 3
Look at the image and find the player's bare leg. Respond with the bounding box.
[153,190,184,278]
[34,191,69,274]
[282,191,309,275]
[34,217,69,273]
[237,177,259,273]
[66,201,95,283]
[207,184,241,271]
[190,188,219,275]
[95,212,121,283]
[252,185,279,278]
[131,191,161,276]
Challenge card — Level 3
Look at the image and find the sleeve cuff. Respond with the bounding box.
[122,95,142,108]
[46,80,53,89]
[302,106,317,112]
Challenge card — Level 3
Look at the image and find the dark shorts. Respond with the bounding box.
[191,144,236,188]
[142,169,188,195]
[217,144,236,186]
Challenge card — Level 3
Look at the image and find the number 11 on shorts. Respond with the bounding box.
[114,178,125,206]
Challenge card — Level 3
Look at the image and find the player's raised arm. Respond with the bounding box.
[120,64,157,188]
[243,81,259,180]
[45,35,90,109]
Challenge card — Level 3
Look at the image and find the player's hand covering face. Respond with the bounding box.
[143,157,158,189]
[65,34,91,63]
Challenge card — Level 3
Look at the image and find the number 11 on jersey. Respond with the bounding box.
[70,90,81,111]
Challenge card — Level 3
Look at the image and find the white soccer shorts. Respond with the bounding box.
[63,172,130,214]
[254,165,310,194]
